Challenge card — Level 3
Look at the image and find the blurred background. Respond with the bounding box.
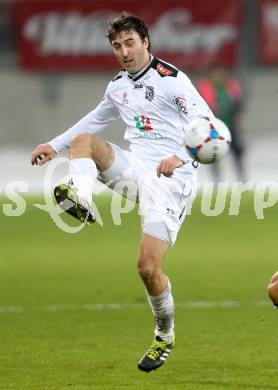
[0,0,277,192]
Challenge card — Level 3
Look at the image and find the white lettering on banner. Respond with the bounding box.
[24,11,117,55]
[264,4,278,28]
[151,9,237,53]
[23,9,237,55]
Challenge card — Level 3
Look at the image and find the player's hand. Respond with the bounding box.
[31,143,57,166]
[156,156,184,177]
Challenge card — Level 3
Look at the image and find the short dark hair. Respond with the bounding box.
[107,12,151,52]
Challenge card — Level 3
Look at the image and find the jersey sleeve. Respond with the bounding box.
[48,83,119,153]
[161,72,214,163]
[163,72,214,123]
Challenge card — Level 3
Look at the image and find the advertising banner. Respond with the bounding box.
[260,0,278,63]
[17,0,243,71]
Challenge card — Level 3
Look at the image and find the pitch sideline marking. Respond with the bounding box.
[0,300,270,314]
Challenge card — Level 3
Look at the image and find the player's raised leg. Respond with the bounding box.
[54,133,114,223]
[267,271,278,308]
[137,233,175,372]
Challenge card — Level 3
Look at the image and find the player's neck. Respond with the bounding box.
[128,54,153,79]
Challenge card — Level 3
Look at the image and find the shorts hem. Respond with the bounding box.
[142,229,171,246]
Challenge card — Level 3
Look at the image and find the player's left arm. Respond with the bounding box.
[156,156,184,177]
[156,72,212,177]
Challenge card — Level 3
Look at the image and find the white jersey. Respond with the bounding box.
[49,57,213,168]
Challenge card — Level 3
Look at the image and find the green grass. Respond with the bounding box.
[0,194,277,389]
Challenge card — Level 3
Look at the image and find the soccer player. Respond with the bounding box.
[268,271,278,308]
[31,13,213,372]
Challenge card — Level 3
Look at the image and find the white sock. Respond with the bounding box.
[68,158,97,203]
[146,280,175,342]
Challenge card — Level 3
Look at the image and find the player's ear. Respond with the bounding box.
[143,37,149,50]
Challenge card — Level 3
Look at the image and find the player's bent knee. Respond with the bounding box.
[137,255,159,282]
[70,133,95,158]
[269,271,278,284]
[70,133,95,156]
[268,279,278,304]
[71,133,93,147]
[138,269,157,286]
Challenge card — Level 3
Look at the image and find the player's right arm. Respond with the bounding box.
[31,83,119,165]
[31,143,57,165]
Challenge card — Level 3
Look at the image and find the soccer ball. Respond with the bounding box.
[184,117,231,164]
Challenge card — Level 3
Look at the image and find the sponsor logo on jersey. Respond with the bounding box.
[145,86,155,102]
[134,83,144,89]
[174,96,187,113]
[134,115,162,139]
[134,115,153,131]
[156,63,173,76]
[122,91,128,104]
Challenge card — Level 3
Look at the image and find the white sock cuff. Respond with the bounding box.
[68,158,97,202]
[69,158,97,176]
[147,280,172,302]
[146,280,175,337]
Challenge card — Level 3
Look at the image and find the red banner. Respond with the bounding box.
[16,0,243,71]
[260,0,278,63]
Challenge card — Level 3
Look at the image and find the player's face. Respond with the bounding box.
[111,30,150,74]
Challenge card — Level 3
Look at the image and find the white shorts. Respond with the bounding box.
[98,143,197,246]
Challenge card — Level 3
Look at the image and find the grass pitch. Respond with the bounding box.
[0,193,277,390]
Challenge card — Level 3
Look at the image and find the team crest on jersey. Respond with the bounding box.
[145,86,154,102]
[174,96,187,113]
[156,63,173,76]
